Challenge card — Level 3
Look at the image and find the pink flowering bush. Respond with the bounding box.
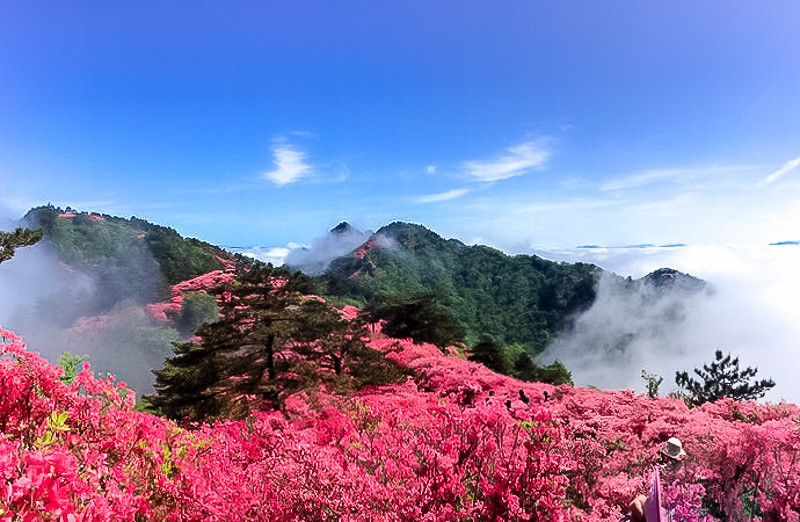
[0,327,208,520]
[3,306,800,520]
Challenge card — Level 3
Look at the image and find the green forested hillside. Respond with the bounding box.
[8,208,706,390]
[320,222,600,353]
[23,206,232,303]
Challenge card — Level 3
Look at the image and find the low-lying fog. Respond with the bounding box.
[0,237,175,395]
[539,244,800,403]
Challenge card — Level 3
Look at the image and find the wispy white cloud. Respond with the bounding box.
[226,244,305,266]
[514,198,612,215]
[600,168,689,192]
[426,165,436,174]
[416,188,470,204]
[262,141,312,186]
[449,156,800,249]
[760,154,800,185]
[328,161,351,183]
[463,141,548,182]
[600,164,754,192]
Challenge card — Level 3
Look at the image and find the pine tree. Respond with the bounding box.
[536,359,573,386]
[0,227,43,264]
[675,349,775,406]
[641,370,663,399]
[298,298,407,391]
[512,352,573,386]
[512,352,539,382]
[372,292,465,349]
[148,263,403,421]
[148,264,315,420]
[468,338,509,374]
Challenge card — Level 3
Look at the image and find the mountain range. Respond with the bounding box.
[4,206,705,391]
[301,221,705,353]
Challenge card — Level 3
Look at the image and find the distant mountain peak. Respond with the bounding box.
[374,221,466,250]
[376,221,431,237]
[330,222,353,234]
[642,267,707,293]
[284,222,371,275]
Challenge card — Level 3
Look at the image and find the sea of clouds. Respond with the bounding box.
[537,243,800,403]
[251,234,800,402]
[0,229,174,394]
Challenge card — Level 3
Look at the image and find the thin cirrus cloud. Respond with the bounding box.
[262,142,312,186]
[415,188,470,204]
[599,168,691,192]
[463,141,549,182]
[600,164,760,194]
[760,154,800,186]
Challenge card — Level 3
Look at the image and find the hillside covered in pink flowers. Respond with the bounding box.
[2,276,800,519]
[1,214,797,520]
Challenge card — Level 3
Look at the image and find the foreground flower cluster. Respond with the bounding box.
[2,325,800,520]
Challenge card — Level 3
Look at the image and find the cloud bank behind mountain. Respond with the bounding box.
[540,243,800,402]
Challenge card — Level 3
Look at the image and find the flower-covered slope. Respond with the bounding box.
[2,302,800,520]
[145,268,235,323]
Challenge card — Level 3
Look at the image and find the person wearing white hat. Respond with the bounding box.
[625,437,687,521]
[659,437,687,462]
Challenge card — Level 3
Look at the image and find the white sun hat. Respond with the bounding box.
[660,437,687,460]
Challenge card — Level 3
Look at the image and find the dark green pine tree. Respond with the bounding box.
[146,338,227,420]
[675,349,775,406]
[468,338,509,374]
[292,298,359,377]
[512,352,539,382]
[372,292,465,349]
[535,359,573,386]
[148,263,317,421]
[292,298,407,392]
[512,352,573,386]
[0,228,43,264]
[147,263,405,422]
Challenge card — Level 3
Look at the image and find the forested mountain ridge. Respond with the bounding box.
[318,222,704,354]
[22,205,235,303]
[11,207,704,389]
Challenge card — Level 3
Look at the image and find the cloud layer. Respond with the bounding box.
[0,241,173,394]
[761,154,800,185]
[539,244,800,403]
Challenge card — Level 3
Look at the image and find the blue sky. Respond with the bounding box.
[2,1,800,252]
